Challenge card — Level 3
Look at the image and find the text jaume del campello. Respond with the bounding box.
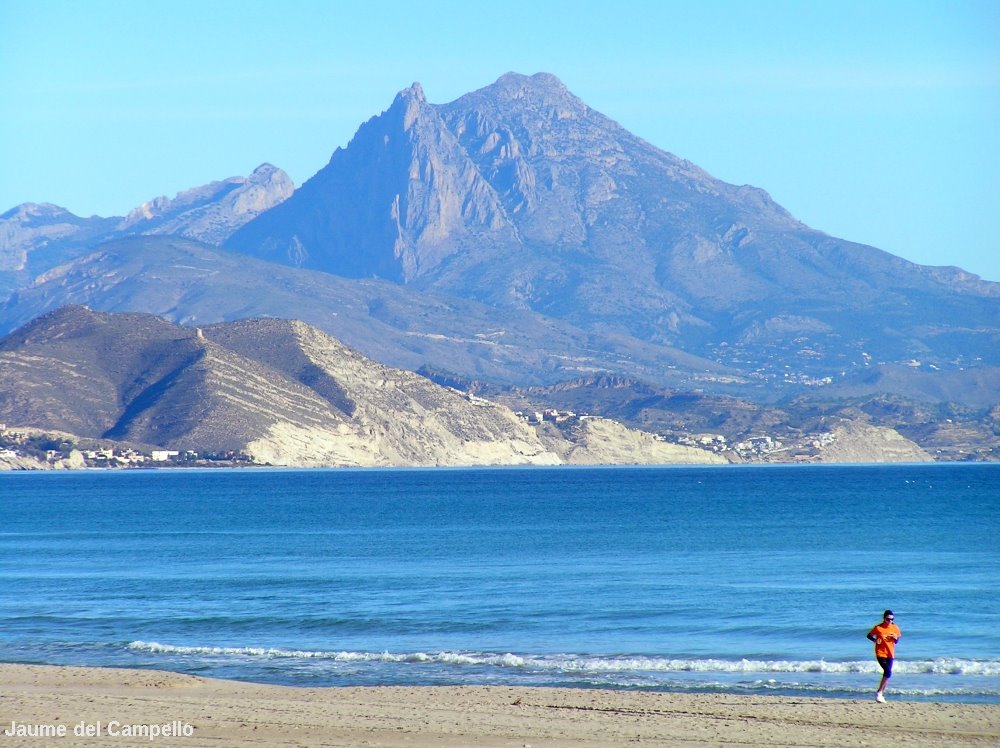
[4,720,194,740]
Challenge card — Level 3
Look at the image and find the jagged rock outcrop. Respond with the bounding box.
[117,164,294,244]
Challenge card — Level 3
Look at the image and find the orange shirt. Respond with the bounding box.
[869,622,901,658]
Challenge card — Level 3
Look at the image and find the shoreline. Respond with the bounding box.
[5,461,1000,472]
[2,663,998,747]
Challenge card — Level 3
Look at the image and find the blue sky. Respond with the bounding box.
[3,0,998,280]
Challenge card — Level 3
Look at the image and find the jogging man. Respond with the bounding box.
[867,609,901,702]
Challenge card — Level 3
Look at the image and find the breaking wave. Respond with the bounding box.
[127,642,1000,678]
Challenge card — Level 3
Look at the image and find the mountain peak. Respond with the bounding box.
[495,71,567,92]
[249,163,284,180]
[441,71,590,139]
[480,71,577,107]
[389,82,430,130]
[392,81,427,110]
[1,202,76,221]
[401,81,426,102]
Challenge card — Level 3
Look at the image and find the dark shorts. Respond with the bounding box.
[877,657,894,678]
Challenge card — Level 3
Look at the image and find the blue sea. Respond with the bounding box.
[1,464,997,703]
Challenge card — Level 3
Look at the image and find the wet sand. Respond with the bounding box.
[1,663,997,747]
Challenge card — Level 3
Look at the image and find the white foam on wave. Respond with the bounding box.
[126,642,1000,677]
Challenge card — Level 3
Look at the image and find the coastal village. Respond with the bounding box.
[514,409,819,461]
[0,424,253,469]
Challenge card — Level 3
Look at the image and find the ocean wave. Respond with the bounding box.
[126,642,1000,677]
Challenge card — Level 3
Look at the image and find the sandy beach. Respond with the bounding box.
[1,664,997,747]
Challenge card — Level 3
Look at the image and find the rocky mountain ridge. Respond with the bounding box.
[0,164,292,297]
[117,163,293,244]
